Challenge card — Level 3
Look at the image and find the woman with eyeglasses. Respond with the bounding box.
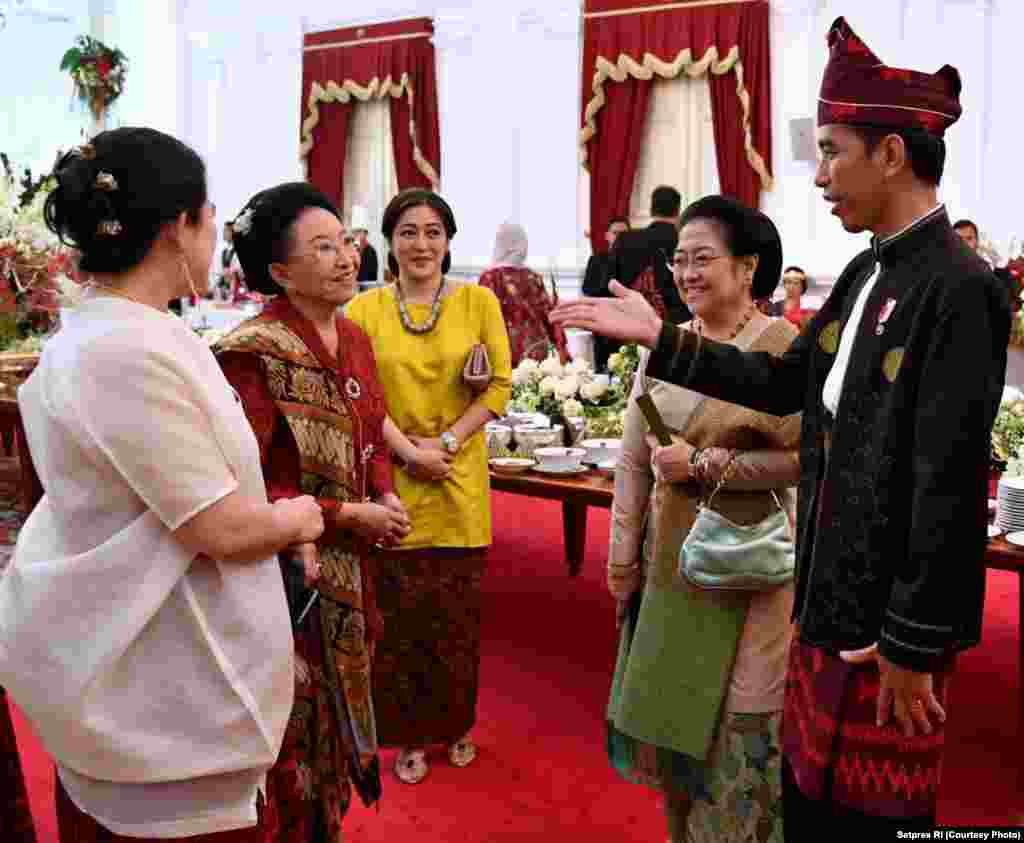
[604,196,800,842]
[215,182,411,839]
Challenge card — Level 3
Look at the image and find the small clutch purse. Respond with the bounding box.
[464,343,492,392]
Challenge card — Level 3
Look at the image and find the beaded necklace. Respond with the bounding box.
[694,305,756,342]
[395,277,446,334]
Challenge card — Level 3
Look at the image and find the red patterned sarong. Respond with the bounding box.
[1,689,36,842]
[781,638,953,819]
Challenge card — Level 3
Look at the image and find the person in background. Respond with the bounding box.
[953,218,979,252]
[477,222,568,365]
[583,215,631,371]
[607,196,799,842]
[355,228,379,284]
[216,182,411,839]
[779,265,816,328]
[0,127,325,841]
[552,17,1008,834]
[346,188,512,786]
[609,185,690,325]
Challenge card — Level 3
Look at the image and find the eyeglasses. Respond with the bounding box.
[296,237,357,263]
[669,253,727,274]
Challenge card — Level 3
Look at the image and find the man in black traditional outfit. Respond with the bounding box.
[552,17,1009,836]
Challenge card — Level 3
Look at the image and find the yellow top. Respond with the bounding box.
[345,282,512,549]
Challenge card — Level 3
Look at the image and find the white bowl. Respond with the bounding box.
[506,411,538,425]
[513,424,562,456]
[534,446,586,471]
[485,423,512,452]
[579,438,623,465]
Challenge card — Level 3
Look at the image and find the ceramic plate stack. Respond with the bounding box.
[996,477,1024,540]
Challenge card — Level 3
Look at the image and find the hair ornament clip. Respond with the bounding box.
[230,207,254,240]
[97,220,123,237]
[95,171,118,192]
[73,143,97,161]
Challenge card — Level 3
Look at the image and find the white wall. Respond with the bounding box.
[766,0,1013,300]
[5,0,1018,296]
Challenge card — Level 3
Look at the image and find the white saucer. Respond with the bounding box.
[1005,531,1024,546]
[533,464,589,476]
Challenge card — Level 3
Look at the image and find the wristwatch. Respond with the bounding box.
[440,430,459,454]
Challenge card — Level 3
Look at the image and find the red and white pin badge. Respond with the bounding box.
[876,298,897,336]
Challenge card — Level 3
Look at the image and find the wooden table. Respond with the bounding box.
[492,468,1024,751]
[490,468,613,576]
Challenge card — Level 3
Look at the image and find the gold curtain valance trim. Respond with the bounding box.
[579,44,772,191]
[300,75,440,190]
[304,31,431,52]
[584,0,755,19]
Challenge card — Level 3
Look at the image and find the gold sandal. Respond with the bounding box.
[394,748,428,784]
[447,737,478,768]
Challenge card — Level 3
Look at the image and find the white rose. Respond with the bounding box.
[555,375,580,401]
[519,358,540,375]
[565,358,591,376]
[562,398,584,418]
[511,366,532,387]
[539,356,563,378]
[1003,386,1024,406]
[539,375,559,396]
[581,380,608,401]
[607,352,623,372]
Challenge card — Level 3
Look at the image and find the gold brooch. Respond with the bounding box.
[94,171,118,191]
[818,320,841,355]
[96,219,123,236]
[882,347,905,383]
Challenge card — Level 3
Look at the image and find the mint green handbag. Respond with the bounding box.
[678,486,795,591]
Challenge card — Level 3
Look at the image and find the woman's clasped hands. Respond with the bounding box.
[406,435,454,481]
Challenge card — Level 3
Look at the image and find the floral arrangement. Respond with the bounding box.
[60,35,128,121]
[992,386,1024,475]
[509,344,640,438]
[0,158,73,350]
[1004,257,1024,348]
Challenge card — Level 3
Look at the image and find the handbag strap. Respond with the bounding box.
[700,451,786,517]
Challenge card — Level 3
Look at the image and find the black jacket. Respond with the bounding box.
[610,221,689,323]
[357,243,379,282]
[582,253,612,298]
[646,208,1009,671]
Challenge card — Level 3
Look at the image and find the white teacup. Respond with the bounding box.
[485,423,512,453]
[513,424,562,457]
[534,446,586,471]
[579,438,623,466]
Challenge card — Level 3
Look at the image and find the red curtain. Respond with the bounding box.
[588,77,653,260]
[301,18,441,208]
[582,0,773,253]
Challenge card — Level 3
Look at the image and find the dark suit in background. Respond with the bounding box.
[357,243,379,283]
[609,221,690,325]
[581,251,617,371]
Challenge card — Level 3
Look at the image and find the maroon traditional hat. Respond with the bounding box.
[818,17,962,136]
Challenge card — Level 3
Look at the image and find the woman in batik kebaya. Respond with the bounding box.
[476,222,568,366]
[217,182,410,840]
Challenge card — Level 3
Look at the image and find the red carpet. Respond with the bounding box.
[7,490,1024,839]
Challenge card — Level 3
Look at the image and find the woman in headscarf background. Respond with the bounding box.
[606,196,800,842]
[477,222,568,366]
[216,182,410,840]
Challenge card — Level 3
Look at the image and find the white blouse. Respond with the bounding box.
[0,295,293,838]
